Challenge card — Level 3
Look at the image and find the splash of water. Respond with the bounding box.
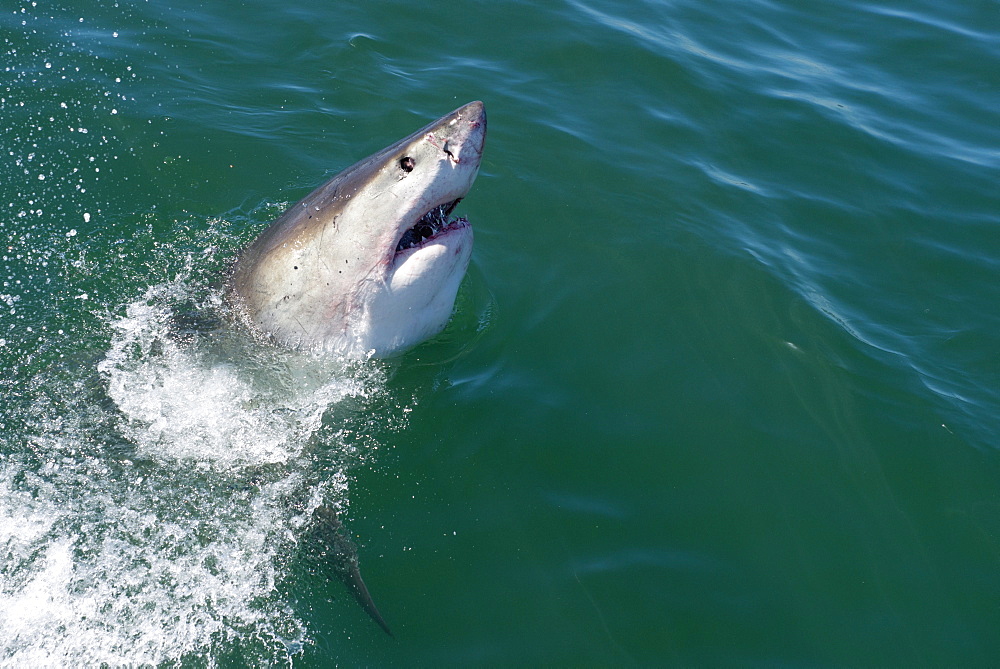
[0,279,394,665]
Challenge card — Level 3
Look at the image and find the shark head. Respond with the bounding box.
[228,101,486,357]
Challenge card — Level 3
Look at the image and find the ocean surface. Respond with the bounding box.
[2,0,999,665]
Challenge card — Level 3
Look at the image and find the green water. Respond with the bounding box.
[2,0,999,665]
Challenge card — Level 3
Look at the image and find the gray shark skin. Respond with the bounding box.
[228,103,487,635]
[228,101,486,358]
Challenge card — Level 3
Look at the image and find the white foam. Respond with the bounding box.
[98,282,364,469]
[0,466,317,665]
[0,279,388,665]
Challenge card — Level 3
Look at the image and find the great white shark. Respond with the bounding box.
[226,102,487,635]
[229,100,486,358]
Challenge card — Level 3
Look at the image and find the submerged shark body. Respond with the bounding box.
[227,103,487,634]
[229,101,486,358]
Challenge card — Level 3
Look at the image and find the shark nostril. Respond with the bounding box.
[441,141,459,165]
[399,156,414,173]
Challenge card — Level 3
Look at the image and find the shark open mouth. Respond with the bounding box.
[395,199,468,255]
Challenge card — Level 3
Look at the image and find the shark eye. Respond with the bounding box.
[399,156,415,173]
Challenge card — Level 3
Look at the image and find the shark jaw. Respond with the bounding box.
[228,101,486,358]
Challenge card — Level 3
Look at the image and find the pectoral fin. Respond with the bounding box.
[312,505,393,636]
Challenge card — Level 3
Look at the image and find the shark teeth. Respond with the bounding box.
[396,199,466,253]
